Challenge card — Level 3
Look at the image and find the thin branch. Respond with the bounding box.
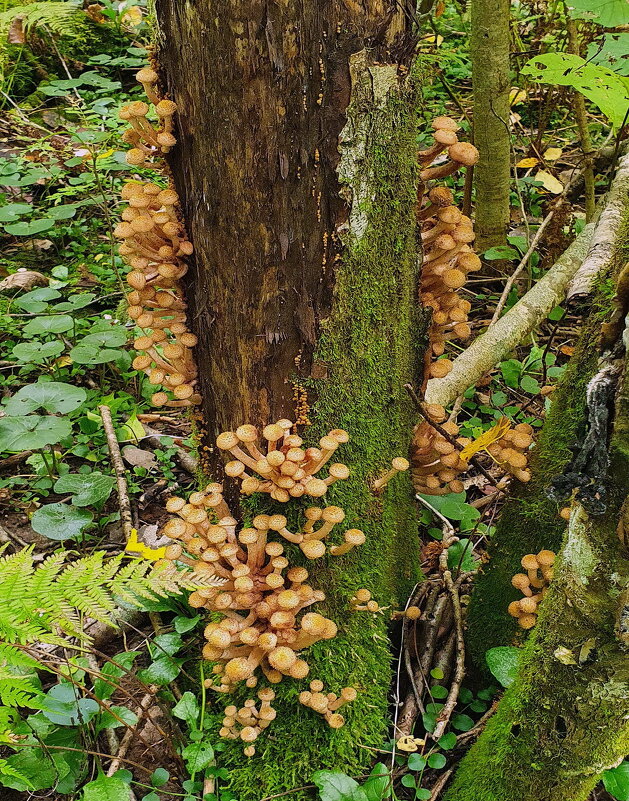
[99,404,133,541]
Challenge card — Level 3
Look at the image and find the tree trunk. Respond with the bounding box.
[445,221,629,800]
[470,0,511,249]
[154,4,425,798]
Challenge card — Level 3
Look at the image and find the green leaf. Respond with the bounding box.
[430,667,445,680]
[491,391,507,407]
[0,415,71,451]
[522,53,629,127]
[82,774,132,801]
[415,790,432,800]
[483,245,519,260]
[154,632,184,655]
[13,287,61,313]
[54,293,98,312]
[438,733,457,750]
[3,748,58,791]
[12,341,65,364]
[4,381,87,415]
[417,492,480,524]
[588,34,629,77]
[400,774,416,789]
[430,685,449,699]
[568,0,629,27]
[54,472,116,507]
[427,753,447,769]
[603,761,629,801]
[173,691,200,726]
[46,204,78,220]
[173,614,201,633]
[447,539,477,572]
[96,705,138,732]
[485,645,520,687]
[40,683,99,726]
[313,771,370,801]
[548,305,566,321]
[520,375,541,395]
[4,218,56,236]
[451,713,474,732]
[500,359,522,388]
[93,652,138,700]
[363,763,391,801]
[151,768,170,788]
[0,202,32,222]
[31,503,94,541]
[181,741,215,774]
[138,656,181,685]
[22,314,74,336]
[407,754,426,771]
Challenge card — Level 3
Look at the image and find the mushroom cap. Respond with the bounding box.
[304,478,328,497]
[536,549,555,566]
[136,67,158,84]
[507,601,522,618]
[258,688,275,702]
[322,506,345,523]
[268,514,288,530]
[263,423,284,441]
[518,614,537,630]
[405,606,421,620]
[155,99,177,116]
[432,128,459,146]
[216,431,239,450]
[519,596,538,614]
[392,457,410,471]
[236,424,258,442]
[268,646,297,671]
[448,142,480,166]
[328,428,350,443]
[344,529,366,546]
[301,540,326,558]
[521,554,539,571]
[432,116,460,132]
[327,713,345,729]
[428,186,454,206]
[329,463,350,479]
[511,573,531,591]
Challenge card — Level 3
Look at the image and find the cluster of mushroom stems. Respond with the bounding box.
[298,680,357,729]
[484,423,533,483]
[411,404,469,496]
[117,66,200,409]
[220,688,277,756]
[509,550,555,629]
[216,422,350,502]
[350,589,421,622]
[418,117,480,383]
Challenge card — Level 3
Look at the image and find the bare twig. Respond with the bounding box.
[99,404,133,541]
[428,767,454,801]
[107,690,156,776]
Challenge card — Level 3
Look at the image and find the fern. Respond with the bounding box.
[0,1,88,40]
[0,546,221,646]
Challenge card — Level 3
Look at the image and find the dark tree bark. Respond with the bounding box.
[154,3,426,798]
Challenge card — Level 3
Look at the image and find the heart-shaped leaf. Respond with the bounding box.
[4,382,87,415]
[13,287,61,313]
[31,503,93,541]
[53,472,116,507]
[23,315,74,336]
[12,341,65,364]
[0,416,71,451]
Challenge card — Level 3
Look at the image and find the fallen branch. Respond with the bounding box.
[424,222,596,407]
[99,404,133,541]
[567,149,629,300]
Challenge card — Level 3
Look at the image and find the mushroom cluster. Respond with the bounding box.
[298,680,357,729]
[220,689,277,756]
[372,457,410,491]
[216,422,350,502]
[418,118,480,382]
[410,404,469,496]
[485,423,533,483]
[117,67,200,408]
[350,588,380,613]
[161,486,369,692]
[508,549,555,629]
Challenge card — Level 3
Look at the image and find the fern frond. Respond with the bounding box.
[0,1,87,40]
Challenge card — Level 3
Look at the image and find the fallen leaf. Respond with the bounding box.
[544,147,563,161]
[56,356,73,368]
[121,6,143,26]
[560,345,575,356]
[510,87,527,105]
[534,170,564,194]
[554,646,577,665]
[7,15,25,44]
[122,445,157,470]
[516,157,539,168]
[125,527,166,561]
[0,271,48,292]
[31,239,54,251]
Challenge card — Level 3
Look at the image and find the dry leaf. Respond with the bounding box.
[121,6,143,26]
[435,0,445,15]
[509,87,527,105]
[560,345,575,356]
[0,271,47,292]
[534,170,564,194]
[8,15,25,44]
[544,147,563,161]
[122,445,157,470]
[554,646,577,665]
[516,157,539,168]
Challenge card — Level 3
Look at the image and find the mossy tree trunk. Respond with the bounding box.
[444,361,629,801]
[470,0,511,249]
[155,4,426,798]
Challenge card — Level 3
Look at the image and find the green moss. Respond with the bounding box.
[211,57,427,801]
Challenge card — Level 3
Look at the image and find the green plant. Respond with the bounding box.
[313,763,394,801]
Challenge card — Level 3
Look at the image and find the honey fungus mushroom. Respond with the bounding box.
[298,680,357,728]
[216,422,350,501]
[220,688,278,755]
[508,549,555,629]
[161,486,355,691]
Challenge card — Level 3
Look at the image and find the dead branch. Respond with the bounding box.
[99,404,133,540]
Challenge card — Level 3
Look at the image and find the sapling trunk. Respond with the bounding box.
[470,0,511,249]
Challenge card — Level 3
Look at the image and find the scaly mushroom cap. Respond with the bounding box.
[536,549,555,567]
[136,67,158,85]
[448,142,480,166]
[432,116,460,132]
[521,554,539,571]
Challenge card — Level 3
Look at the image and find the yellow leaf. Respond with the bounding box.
[117,412,146,443]
[56,356,73,367]
[509,87,527,106]
[421,34,444,46]
[534,170,564,194]
[97,149,114,159]
[94,254,104,262]
[460,418,512,462]
[121,6,143,26]
[544,147,563,161]
[516,157,539,169]
[125,528,167,561]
